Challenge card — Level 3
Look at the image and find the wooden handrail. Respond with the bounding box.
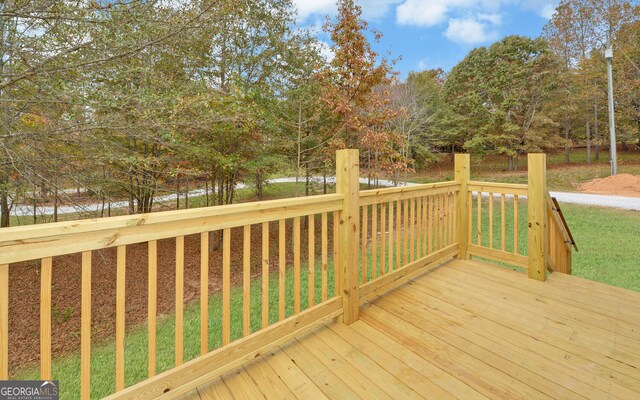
[359,181,459,205]
[545,194,577,251]
[545,192,573,274]
[551,197,578,251]
[0,193,343,265]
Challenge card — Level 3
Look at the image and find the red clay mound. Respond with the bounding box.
[579,173,640,197]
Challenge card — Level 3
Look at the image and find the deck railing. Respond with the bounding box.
[0,150,572,399]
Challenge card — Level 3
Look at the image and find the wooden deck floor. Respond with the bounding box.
[184,259,640,400]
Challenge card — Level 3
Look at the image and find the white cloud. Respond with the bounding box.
[416,58,431,70]
[477,13,502,25]
[316,40,335,62]
[445,17,499,44]
[520,0,559,19]
[396,0,476,27]
[540,3,558,19]
[397,1,449,26]
[293,0,401,22]
[292,0,336,21]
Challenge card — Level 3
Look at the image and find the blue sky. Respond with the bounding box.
[294,0,559,77]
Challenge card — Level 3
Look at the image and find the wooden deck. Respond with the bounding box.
[182,258,640,400]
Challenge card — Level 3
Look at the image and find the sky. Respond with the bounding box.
[294,0,559,77]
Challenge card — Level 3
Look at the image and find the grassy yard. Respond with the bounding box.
[469,196,640,291]
[409,149,640,191]
[16,261,338,399]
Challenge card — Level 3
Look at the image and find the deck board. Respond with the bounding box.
[191,259,640,400]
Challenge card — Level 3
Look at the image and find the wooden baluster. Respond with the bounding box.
[371,204,378,280]
[0,263,7,380]
[435,194,441,250]
[278,220,286,321]
[442,194,447,247]
[489,193,494,249]
[448,193,453,245]
[409,198,415,262]
[176,236,184,366]
[452,192,458,244]
[388,201,394,272]
[442,194,447,248]
[199,234,208,355]
[467,192,473,246]
[40,257,52,381]
[403,199,409,265]
[501,195,506,252]
[321,214,328,302]
[477,192,482,246]
[243,226,251,337]
[395,200,401,269]
[361,206,368,284]
[428,195,434,254]
[222,228,231,345]
[380,203,386,276]
[450,193,456,245]
[308,214,316,307]
[514,195,519,254]
[81,252,91,400]
[293,216,301,315]
[423,196,428,255]
[417,197,423,258]
[333,211,340,295]
[148,241,158,374]
[262,223,269,328]
[115,246,125,391]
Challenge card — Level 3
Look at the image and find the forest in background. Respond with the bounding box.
[1,0,639,227]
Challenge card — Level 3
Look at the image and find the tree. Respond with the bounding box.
[445,36,561,170]
[319,0,404,183]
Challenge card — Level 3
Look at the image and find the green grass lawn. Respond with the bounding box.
[469,196,640,291]
[561,204,640,291]
[408,149,640,192]
[15,261,338,399]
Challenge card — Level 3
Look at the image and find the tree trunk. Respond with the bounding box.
[323,167,327,194]
[53,186,58,223]
[0,182,9,228]
[176,173,180,210]
[586,120,591,165]
[594,95,600,161]
[305,162,310,197]
[564,125,570,164]
[185,176,189,209]
[32,187,37,225]
[205,180,209,207]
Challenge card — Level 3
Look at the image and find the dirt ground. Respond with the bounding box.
[7,219,332,375]
[579,174,640,197]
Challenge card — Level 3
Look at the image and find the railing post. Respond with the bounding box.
[455,154,470,259]
[527,153,547,281]
[336,149,360,324]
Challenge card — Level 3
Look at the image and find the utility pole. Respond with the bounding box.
[605,45,617,175]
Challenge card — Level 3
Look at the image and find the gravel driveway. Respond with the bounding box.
[3,177,640,218]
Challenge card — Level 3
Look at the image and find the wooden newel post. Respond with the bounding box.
[336,149,360,324]
[527,153,547,281]
[455,154,470,259]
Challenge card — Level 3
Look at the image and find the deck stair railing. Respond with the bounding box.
[0,150,573,399]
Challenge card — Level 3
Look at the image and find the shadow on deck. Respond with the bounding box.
[188,259,640,400]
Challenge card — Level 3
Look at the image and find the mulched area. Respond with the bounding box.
[7,218,334,375]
